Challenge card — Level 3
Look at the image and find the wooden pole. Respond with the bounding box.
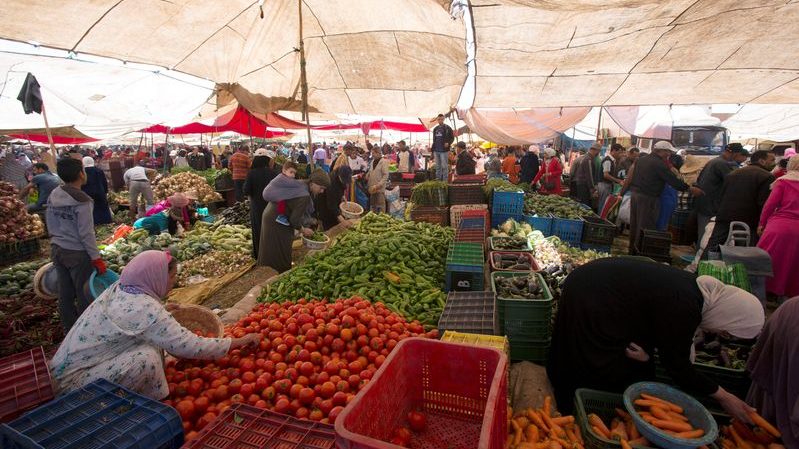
[298,0,314,169]
[39,104,57,171]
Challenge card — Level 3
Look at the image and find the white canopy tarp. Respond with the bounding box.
[458,107,590,145]
[0,48,214,139]
[723,104,799,142]
[0,0,465,117]
[468,0,799,108]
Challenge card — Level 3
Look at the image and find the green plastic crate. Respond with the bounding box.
[488,237,532,252]
[492,271,553,339]
[574,389,658,449]
[508,337,550,363]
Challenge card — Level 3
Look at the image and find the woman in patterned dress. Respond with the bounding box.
[49,250,260,399]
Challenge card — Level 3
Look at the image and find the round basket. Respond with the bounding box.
[33,262,58,300]
[340,201,364,219]
[623,382,718,449]
[302,233,330,250]
[88,270,120,300]
[170,304,224,337]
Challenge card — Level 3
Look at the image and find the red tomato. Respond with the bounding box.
[394,427,412,444]
[320,381,336,399]
[193,396,210,414]
[175,400,195,421]
[228,379,242,395]
[298,387,315,405]
[240,383,255,397]
[185,431,199,442]
[332,391,348,406]
[274,398,291,415]
[262,386,276,401]
[328,406,344,423]
[407,411,427,432]
[295,407,310,419]
[213,385,229,401]
[289,384,303,399]
[299,362,315,377]
[309,408,324,421]
[319,399,334,415]
[241,372,257,383]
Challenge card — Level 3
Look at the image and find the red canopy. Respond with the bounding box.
[313,120,428,133]
[141,107,291,137]
[8,133,98,144]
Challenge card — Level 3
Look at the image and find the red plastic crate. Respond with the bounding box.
[455,229,487,244]
[451,174,487,184]
[335,338,508,449]
[0,347,54,423]
[184,403,335,449]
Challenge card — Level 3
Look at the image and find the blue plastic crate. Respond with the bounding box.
[1,379,183,449]
[552,217,583,247]
[491,213,524,229]
[580,242,611,253]
[459,217,485,230]
[491,190,524,216]
[524,214,553,236]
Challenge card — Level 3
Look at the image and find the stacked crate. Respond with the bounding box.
[637,229,672,263]
[445,242,485,292]
[490,190,524,227]
[491,271,553,363]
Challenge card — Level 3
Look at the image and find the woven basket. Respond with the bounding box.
[340,201,364,219]
[170,304,224,337]
[33,262,58,300]
[302,233,330,249]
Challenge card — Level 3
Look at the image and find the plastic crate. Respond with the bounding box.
[438,291,497,335]
[0,347,54,423]
[410,206,449,226]
[445,268,485,292]
[639,229,671,256]
[508,337,550,363]
[489,251,539,272]
[455,229,487,244]
[450,204,489,230]
[491,190,524,217]
[0,379,183,449]
[491,213,524,230]
[580,242,611,253]
[414,170,430,183]
[669,208,690,229]
[552,217,584,247]
[184,403,335,449]
[581,215,616,246]
[669,225,691,246]
[335,338,508,449]
[459,217,486,231]
[654,351,751,399]
[451,173,487,184]
[448,184,487,205]
[440,331,508,358]
[0,238,43,267]
[524,214,553,236]
[491,271,553,339]
[488,237,532,252]
[574,389,658,449]
[410,184,447,206]
[399,184,413,199]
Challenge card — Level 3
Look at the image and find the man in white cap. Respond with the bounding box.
[627,140,703,254]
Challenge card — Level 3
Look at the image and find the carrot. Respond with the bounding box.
[512,419,524,446]
[543,396,552,417]
[768,444,786,449]
[540,410,565,438]
[610,420,629,441]
[626,420,640,440]
[528,410,549,433]
[615,408,632,421]
[592,426,610,439]
[633,399,666,409]
[533,442,551,449]
[640,393,684,413]
[551,416,574,426]
[525,425,540,444]
[515,416,530,430]
[629,437,650,446]
[668,411,689,422]
[720,438,736,449]
[588,414,610,438]
[620,439,633,449]
[749,411,782,438]
[574,425,584,445]
[675,429,705,439]
[729,426,755,449]
[650,419,693,433]
[565,427,578,444]
[549,441,562,449]
[649,405,674,422]
[517,444,536,449]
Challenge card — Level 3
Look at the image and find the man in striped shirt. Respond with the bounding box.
[228,146,252,203]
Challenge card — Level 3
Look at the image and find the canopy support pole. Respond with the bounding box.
[39,104,57,171]
[164,131,170,174]
[298,0,314,168]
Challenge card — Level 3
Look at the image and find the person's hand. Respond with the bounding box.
[339,218,353,228]
[757,225,764,236]
[625,343,650,362]
[712,388,755,424]
[689,186,704,197]
[165,303,181,313]
[91,258,107,274]
[301,227,315,237]
[231,333,261,349]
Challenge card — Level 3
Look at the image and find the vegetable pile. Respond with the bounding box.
[693,331,750,370]
[181,222,252,254]
[0,182,46,244]
[491,253,533,271]
[100,229,179,272]
[483,179,520,198]
[0,292,62,357]
[491,236,529,251]
[492,218,534,239]
[163,297,437,437]
[721,414,783,449]
[507,396,582,449]
[524,194,594,219]
[410,181,448,206]
[213,200,251,227]
[154,172,222,204]
[261,213,453,327]
[176,250,253,287]
[107,190,130,206]
[171,167,232,188]
[0,259,47,297]
[387,410,428,447]
[493,273,546,299]
[307,232,328,243]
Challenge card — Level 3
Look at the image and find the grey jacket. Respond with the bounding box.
[46,186,101,260]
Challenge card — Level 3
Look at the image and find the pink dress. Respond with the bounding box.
[757,178,799,297]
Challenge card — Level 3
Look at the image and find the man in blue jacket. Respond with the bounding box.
[46,158,106,332]
[431,114,454,181]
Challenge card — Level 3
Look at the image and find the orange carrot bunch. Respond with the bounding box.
[719,411,783,449]
[632,393,706,440]
[506,396,584,449]
[588,409,654,447]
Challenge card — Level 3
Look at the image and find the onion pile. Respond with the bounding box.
[0,183,46,244]
[176,250,252,287]
[154,172,222,204]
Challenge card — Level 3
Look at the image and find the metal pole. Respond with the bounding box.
[298,0,314,169]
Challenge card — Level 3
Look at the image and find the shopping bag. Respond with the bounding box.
[618,193,631,224]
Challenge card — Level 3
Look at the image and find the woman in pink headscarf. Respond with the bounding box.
[50,251,260,399]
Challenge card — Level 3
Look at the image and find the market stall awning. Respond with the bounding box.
[140,107,291,138]
[2,126,99,144]
[312,120,428,133]
[0,1,465,117]
[467,1,799,108]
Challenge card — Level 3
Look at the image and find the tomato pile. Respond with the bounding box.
[164,297,438,439]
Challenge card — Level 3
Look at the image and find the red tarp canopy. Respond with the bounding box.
[8,133,98,144]
[141,107,291,137]
[312,120,428,133]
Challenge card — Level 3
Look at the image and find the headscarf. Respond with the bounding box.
[82,156,95,167]
[528,145,540,154]
[543,148,556,158]
[308,168,331,188]
[251,155,271,169]
[167,192,189,208]
[119,250,172,300]
[696,275,764,339]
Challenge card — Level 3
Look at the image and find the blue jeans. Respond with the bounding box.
[434,151,449,181]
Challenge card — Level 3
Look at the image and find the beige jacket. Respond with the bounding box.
[366,157,390,193]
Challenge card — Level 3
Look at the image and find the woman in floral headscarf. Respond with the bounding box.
[50,251,260,399]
